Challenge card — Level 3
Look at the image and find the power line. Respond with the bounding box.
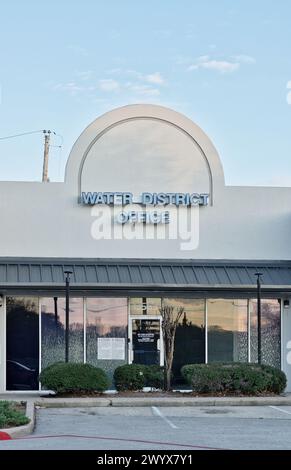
[0,129,45,141]
[41,131,63,182]
[0,128,64,181]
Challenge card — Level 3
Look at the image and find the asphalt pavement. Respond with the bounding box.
[1,405,291,450]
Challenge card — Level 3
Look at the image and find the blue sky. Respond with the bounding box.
[0,0,291,185]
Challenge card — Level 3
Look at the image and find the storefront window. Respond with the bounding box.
[6,297,39,390]
[250,299,281,368]
[130,298,162,316]
[32,294,282,390]
[41,297,84,369]
[207,299,248,363]
[86,298,128,382]
[163,298,205,382]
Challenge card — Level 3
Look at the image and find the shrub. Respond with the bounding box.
[181,363,286,395]
[39,362,109,394]
[114,364,165,391]
[260,364,287,394]
[0,401,29,429]
[114,364,145,391]
[144,365,164,389]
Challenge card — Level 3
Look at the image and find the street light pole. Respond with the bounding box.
[255,272,263,364]
[64,270,73,363]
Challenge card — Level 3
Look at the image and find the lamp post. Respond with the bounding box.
[64,270,73,363]
[255,272,263,364]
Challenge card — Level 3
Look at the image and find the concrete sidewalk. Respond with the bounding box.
[1,393,291,408]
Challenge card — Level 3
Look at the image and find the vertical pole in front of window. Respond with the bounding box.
[64,271,72,363]
[255,272,263,364]
[39,298,42,391]
[280,298,283,371]
[205,299,208,364]
[247,299,251,363]
[83,297,87,364]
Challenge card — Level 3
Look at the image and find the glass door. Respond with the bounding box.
[130,317,163,366]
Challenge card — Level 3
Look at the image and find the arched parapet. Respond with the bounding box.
[65,104,225,205]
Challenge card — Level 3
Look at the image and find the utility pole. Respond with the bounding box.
[42,130,51,182]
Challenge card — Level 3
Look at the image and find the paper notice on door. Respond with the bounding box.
[97,338,125,360]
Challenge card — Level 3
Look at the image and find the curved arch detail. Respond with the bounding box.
[77,116,214,205]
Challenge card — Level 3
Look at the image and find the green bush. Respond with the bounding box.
[260,364,287,394]
[0,401,29,428]
[114,364,146,391]
[113,364,165,391]
[144,365,164,389]
[181,363,286,395]
[39,362,109,394]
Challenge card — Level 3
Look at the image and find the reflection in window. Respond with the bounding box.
[86,298,128,382]
[6,297,39,390]
[207,299,248,363]
[130,298,162,316]
[41,297,84,369]
[163,298,205,382]
[250,299,281,368]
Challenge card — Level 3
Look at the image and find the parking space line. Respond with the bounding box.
[151,406,178,429]
[269,406,291,416]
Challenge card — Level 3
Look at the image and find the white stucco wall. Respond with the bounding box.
[0,104,290,260]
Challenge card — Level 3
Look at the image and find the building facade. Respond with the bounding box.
[0,104,291,391]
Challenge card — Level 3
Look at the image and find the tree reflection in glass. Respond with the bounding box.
[207,299,248,363]
[86,298,128,384]
[41,297,84,369]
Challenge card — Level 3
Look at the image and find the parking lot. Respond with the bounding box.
[1,405,291,450]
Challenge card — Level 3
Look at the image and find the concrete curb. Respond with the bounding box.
[1,401,35,438]
[35,397,111,408]
[105,396,291,407]
[35,395,291,408]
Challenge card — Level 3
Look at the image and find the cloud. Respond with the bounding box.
[173,55,193,66]
[188,54,256,73]
[76,70,94,81]
[53,82,84,95]
[125,69,143,80]
[98,79,120,92]
[202,60,240,73]
[287,81,291,89]
[189,57,240,73]
[52,81,97,95]
[127,84,160,96]
[197,55,210,62]
[125,70,165,85]
[51,68,165,102]
[233,54,256,64]
[144,72,165,85]
[106,68,122,75]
